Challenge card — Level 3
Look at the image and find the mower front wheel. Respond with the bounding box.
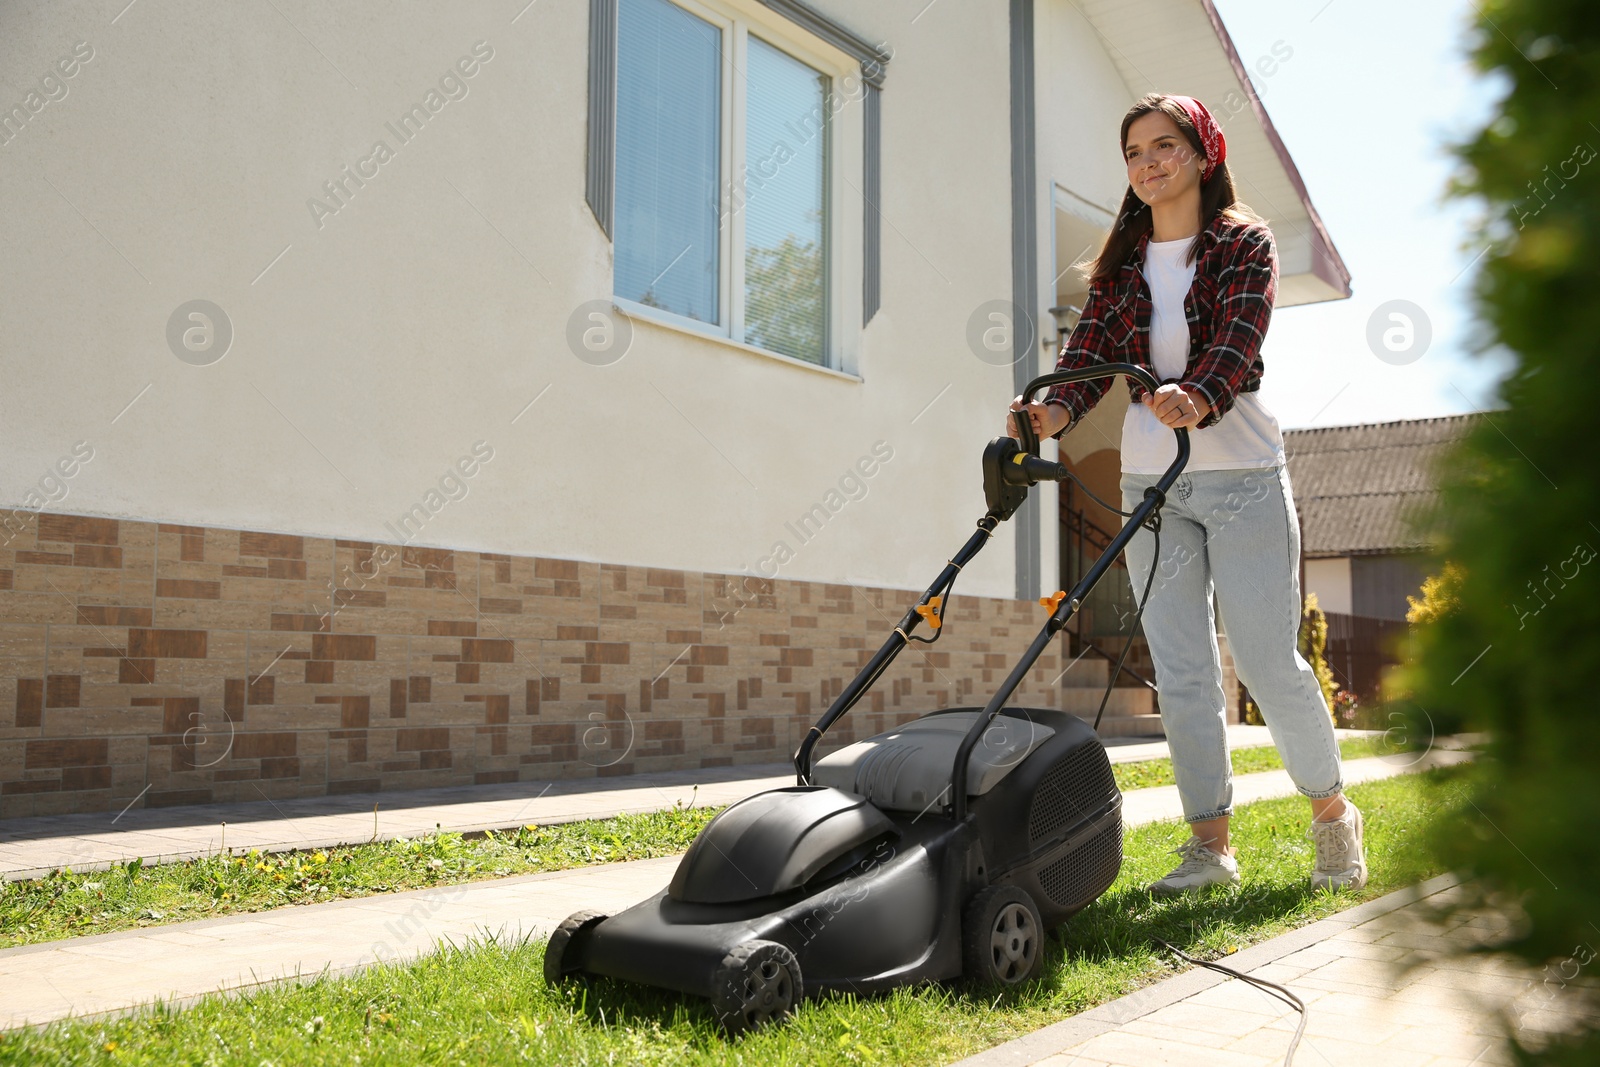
[710,939,804,1037]
[962,884,1043,987]
[543,910,607,987]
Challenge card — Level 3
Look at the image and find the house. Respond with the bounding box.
[1284,414,1476,699]
[1286,415,1474,621]
[0,0,1349,815]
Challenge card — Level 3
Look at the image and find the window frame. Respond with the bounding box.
[597,0,879,376]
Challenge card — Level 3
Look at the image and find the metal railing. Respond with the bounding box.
[1060,479,1157,692]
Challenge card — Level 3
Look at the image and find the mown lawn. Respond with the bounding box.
[0,805,720,949]
[0,767,1465,1067]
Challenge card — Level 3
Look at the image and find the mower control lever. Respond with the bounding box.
[1011,403,1040,457]
[1010,453,1068,484]
[981,441,1069,521]
[793,362,1187,790]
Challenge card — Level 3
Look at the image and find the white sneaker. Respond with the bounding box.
[1309,801,1368,892]
[1148,836,1241,897]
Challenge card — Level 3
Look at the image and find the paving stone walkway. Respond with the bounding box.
[0,761,793,882]
[951,874,1590,1067]
[0,741,1461,1032]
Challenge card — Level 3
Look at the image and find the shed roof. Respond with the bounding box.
[1283,414,1478,557]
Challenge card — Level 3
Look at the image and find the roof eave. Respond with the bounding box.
[1198,0,1353,300]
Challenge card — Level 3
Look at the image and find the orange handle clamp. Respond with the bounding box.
[914,596,943,629]
[1040,590,1068,613]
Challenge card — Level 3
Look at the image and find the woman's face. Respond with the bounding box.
[1124,110,1204,206]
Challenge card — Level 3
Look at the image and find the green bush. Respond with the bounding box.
[1394,1,1600,1060]
[1404,561,1464,625]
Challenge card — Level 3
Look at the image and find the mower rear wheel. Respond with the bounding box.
[962,885,1043,986]
[710,939,803,1036]
[543,910,607,987]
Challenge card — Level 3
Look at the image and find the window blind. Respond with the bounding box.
[742,36,827,364]
[615,0,723,324]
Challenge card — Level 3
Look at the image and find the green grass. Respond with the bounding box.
[1110,735,1387,792]
[0,805,720,949]
[1,737,1391,949]
[0,768,1465,1067]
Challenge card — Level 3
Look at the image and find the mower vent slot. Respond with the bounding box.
[1037,821,1123,907]
[1026,745,1117,846]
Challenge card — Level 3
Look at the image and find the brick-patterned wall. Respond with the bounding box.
[0,511,1065,817]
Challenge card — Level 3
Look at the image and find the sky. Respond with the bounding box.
[1207,0,1511,429]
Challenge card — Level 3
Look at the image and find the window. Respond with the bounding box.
[597,0,883,370]
[614,0,723,324]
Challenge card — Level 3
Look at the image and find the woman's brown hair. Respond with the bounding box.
[1085,93,1263,284]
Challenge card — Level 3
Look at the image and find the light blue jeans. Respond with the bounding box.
[1118,464,1343,822]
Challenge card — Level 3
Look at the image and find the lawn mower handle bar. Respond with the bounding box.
[793,364,1191,802]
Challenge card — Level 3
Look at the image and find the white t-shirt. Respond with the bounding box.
[1120,235,1286,475]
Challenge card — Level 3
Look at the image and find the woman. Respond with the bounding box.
[1007,93,1365,896]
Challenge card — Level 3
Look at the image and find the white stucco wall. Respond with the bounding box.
[1036,0,1137,227]
[0,0,1053,600]
[1034,0,1138,475]
[1304,556,1352,616]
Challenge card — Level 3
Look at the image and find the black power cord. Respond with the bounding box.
[1046,456,1168,733]
[1153,937,1307,1066]
[910,427,1165,735]
[1047,434,1308,1060]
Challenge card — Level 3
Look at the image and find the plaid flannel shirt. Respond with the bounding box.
[1043,214,1278,435]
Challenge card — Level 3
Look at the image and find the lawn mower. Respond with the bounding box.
[544,364,1190,1035]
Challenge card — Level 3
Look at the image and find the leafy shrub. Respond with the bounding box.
[1392,2,1600,1061]
[1404,561,1465,625]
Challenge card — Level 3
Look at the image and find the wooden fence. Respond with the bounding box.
[1321,612,1413,701]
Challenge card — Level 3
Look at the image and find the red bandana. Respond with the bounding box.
[1166,95,1226,182]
